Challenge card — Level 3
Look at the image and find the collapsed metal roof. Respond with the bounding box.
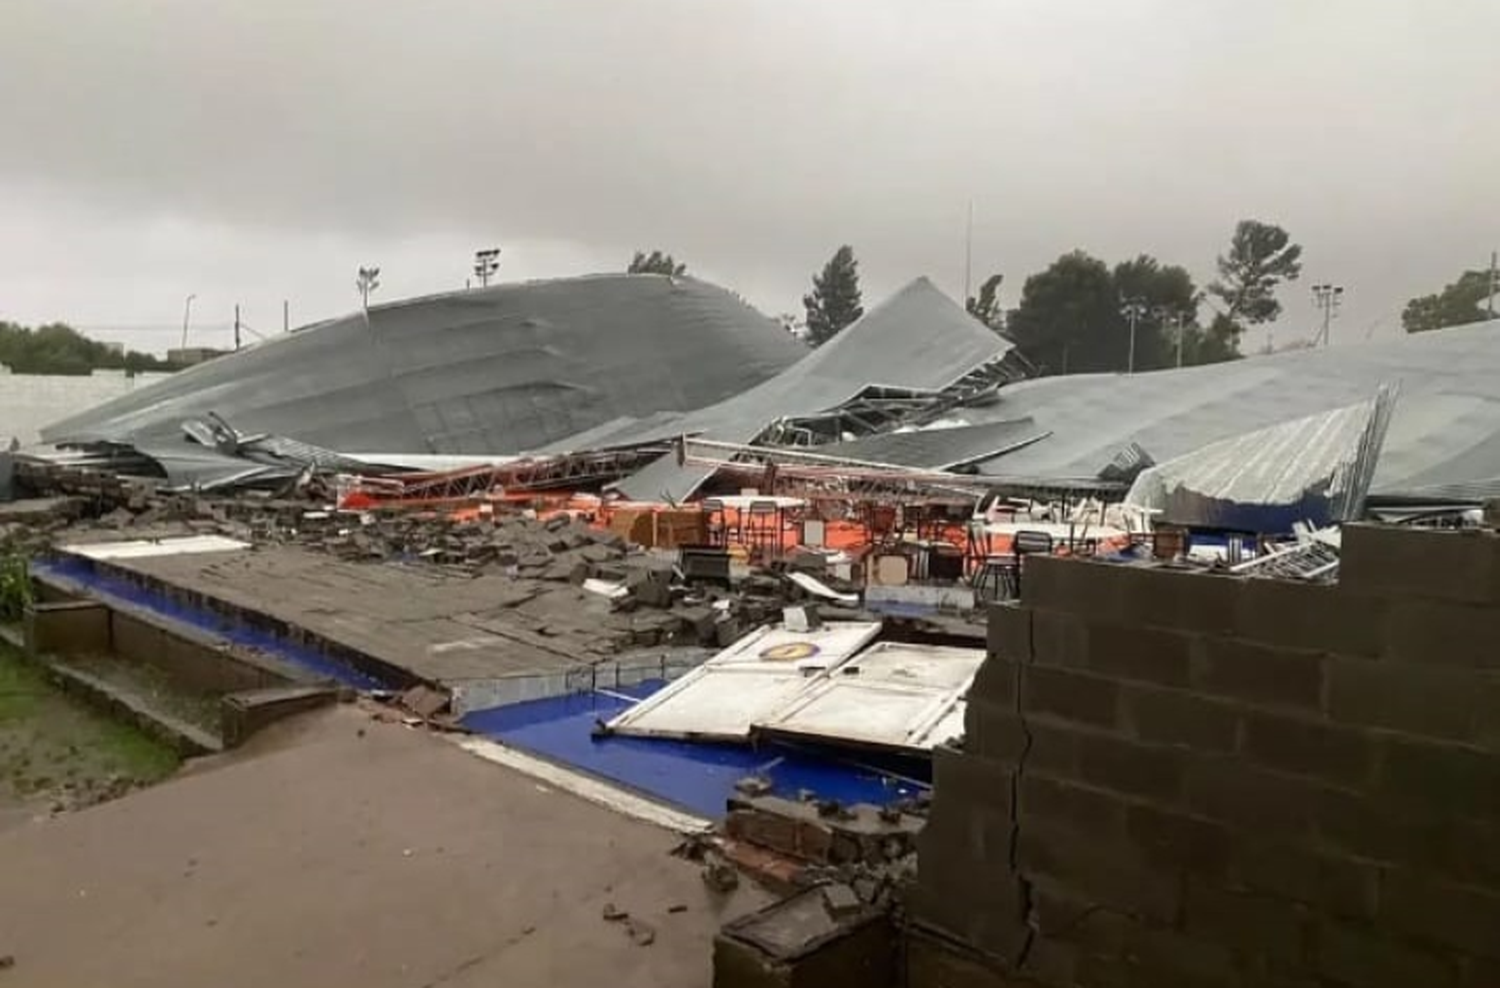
[593,277,1014,501]
[960,318,1500,503]
[42,274,808,456]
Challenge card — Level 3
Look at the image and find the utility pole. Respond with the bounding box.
[963,200,973,305]
[1488,250,1497,320]
[473,248,501,288]
[1120,297,1147,374]
[180,293,197,350]
[1157,308,1185,368]
[234,304,242,350]
[1312,283,1345,346]
[283,299,290,334]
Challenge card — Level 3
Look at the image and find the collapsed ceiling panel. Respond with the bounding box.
[41,274,808,457]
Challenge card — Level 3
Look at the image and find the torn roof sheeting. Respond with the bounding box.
[815,418,1050,471]
[597,277,1013,501]
[961,317,1500,502]
[1124,386,1397,532]
[41,274,807,456]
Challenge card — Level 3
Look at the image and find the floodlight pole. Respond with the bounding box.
[1120,298,1147,374]
[1312,283,1344,347]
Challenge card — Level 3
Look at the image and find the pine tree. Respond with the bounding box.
[802,245,864,346]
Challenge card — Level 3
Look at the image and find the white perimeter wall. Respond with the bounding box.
[0,367,173,446]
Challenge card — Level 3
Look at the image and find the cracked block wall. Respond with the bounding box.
[909,524,1500,988]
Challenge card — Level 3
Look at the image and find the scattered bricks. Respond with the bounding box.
[1184,756,1322,841]
[1182,883,1310,966]
[1241,709,1377,788]
[1020,773,1128,841]
[1120,566,1241,636]
[1121,684,1241,754]
[986,602,1031,660]
[1235,579,1389,659]
[1327,656,1480,743]
[962,698,1027,763]
[1229,839,1378,921]
[1386,598,1500,669]
[1377,736,1500,822]
[1029,609,1088,669]
[1192,636,1324,711]
[1341,523,1500,606]
[1079,622,1193,688]
[1017,825,1180,925]
[1378,870,1500,961]
[1315,920,1461,987]
[967,655,1018,707]
[1125,803,1232,882]
[1073,729,1188,802]
[1023,665,1121,729]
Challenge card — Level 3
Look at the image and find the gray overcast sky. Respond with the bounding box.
[1,0,1496,353]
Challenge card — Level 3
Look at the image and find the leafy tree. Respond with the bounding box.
[1007,252,1120,373]
[1402,270,1493,333]
[802,245,864,346]
[1205,219,1303,354]
[966,273,1005,330]
[0,321,177,375]
[627,250,687,276]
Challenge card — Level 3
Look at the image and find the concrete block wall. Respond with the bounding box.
[910,523,1500,988]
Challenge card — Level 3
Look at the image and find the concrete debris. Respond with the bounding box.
[703,861,741,894]
[623,917,656,947]
[601,902,629,922]
[821,882,863,918]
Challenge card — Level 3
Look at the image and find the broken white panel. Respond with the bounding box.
[62,535,252,560]
[785,570,860,605]
[754,642,984,753]
[603,621,880,741]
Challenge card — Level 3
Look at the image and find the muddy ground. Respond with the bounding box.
[0,644,179,831]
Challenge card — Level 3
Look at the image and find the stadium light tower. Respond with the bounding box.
[473,248,501,288]
[1312,283,1344,347]
[356,266,381,311]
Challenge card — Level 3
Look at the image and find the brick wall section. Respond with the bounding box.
[909,524,1500,988]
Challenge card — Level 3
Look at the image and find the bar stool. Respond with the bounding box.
[745,500,781,559]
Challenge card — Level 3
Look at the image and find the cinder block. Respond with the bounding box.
[1023,665,1121,730]
[1024,714,1086,777]
[1315,920,1460,988]
[1235,579,1389,659]
[1116,917,1242,987]
[967,655,1019,707]
[1030,609,1088,669]
[1021,556,1130,623]
[1080,622,1194,688]
[24,600,111,655]
[1026,879,1130,955]
[1241,709,1377,788]
[1342,523,1500,606]
[903,926,1012,988]
[1192,637,1324,711]
[1327,656,1480,744]
[986,602,1032,661]
[1119,566,1241,636]
[931,745,1014,816]
[1378,870,1500,960]
[1378,736,1500,823]
[1184,755,1322,841]
[1181,882,1310,964]
[1121,684,1241,754]
[1386,598,1500,669]
[1228,839,1378,920]
[963,698,1027,763]
[1017,824,1180,925]
[1073,730,1187,802]
[1019,773,1128,841]
[1124,802,1231,882]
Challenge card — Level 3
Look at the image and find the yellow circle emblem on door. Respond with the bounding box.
[759,642,821,662]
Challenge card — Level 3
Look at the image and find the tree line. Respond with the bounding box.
[0,321,176,376]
